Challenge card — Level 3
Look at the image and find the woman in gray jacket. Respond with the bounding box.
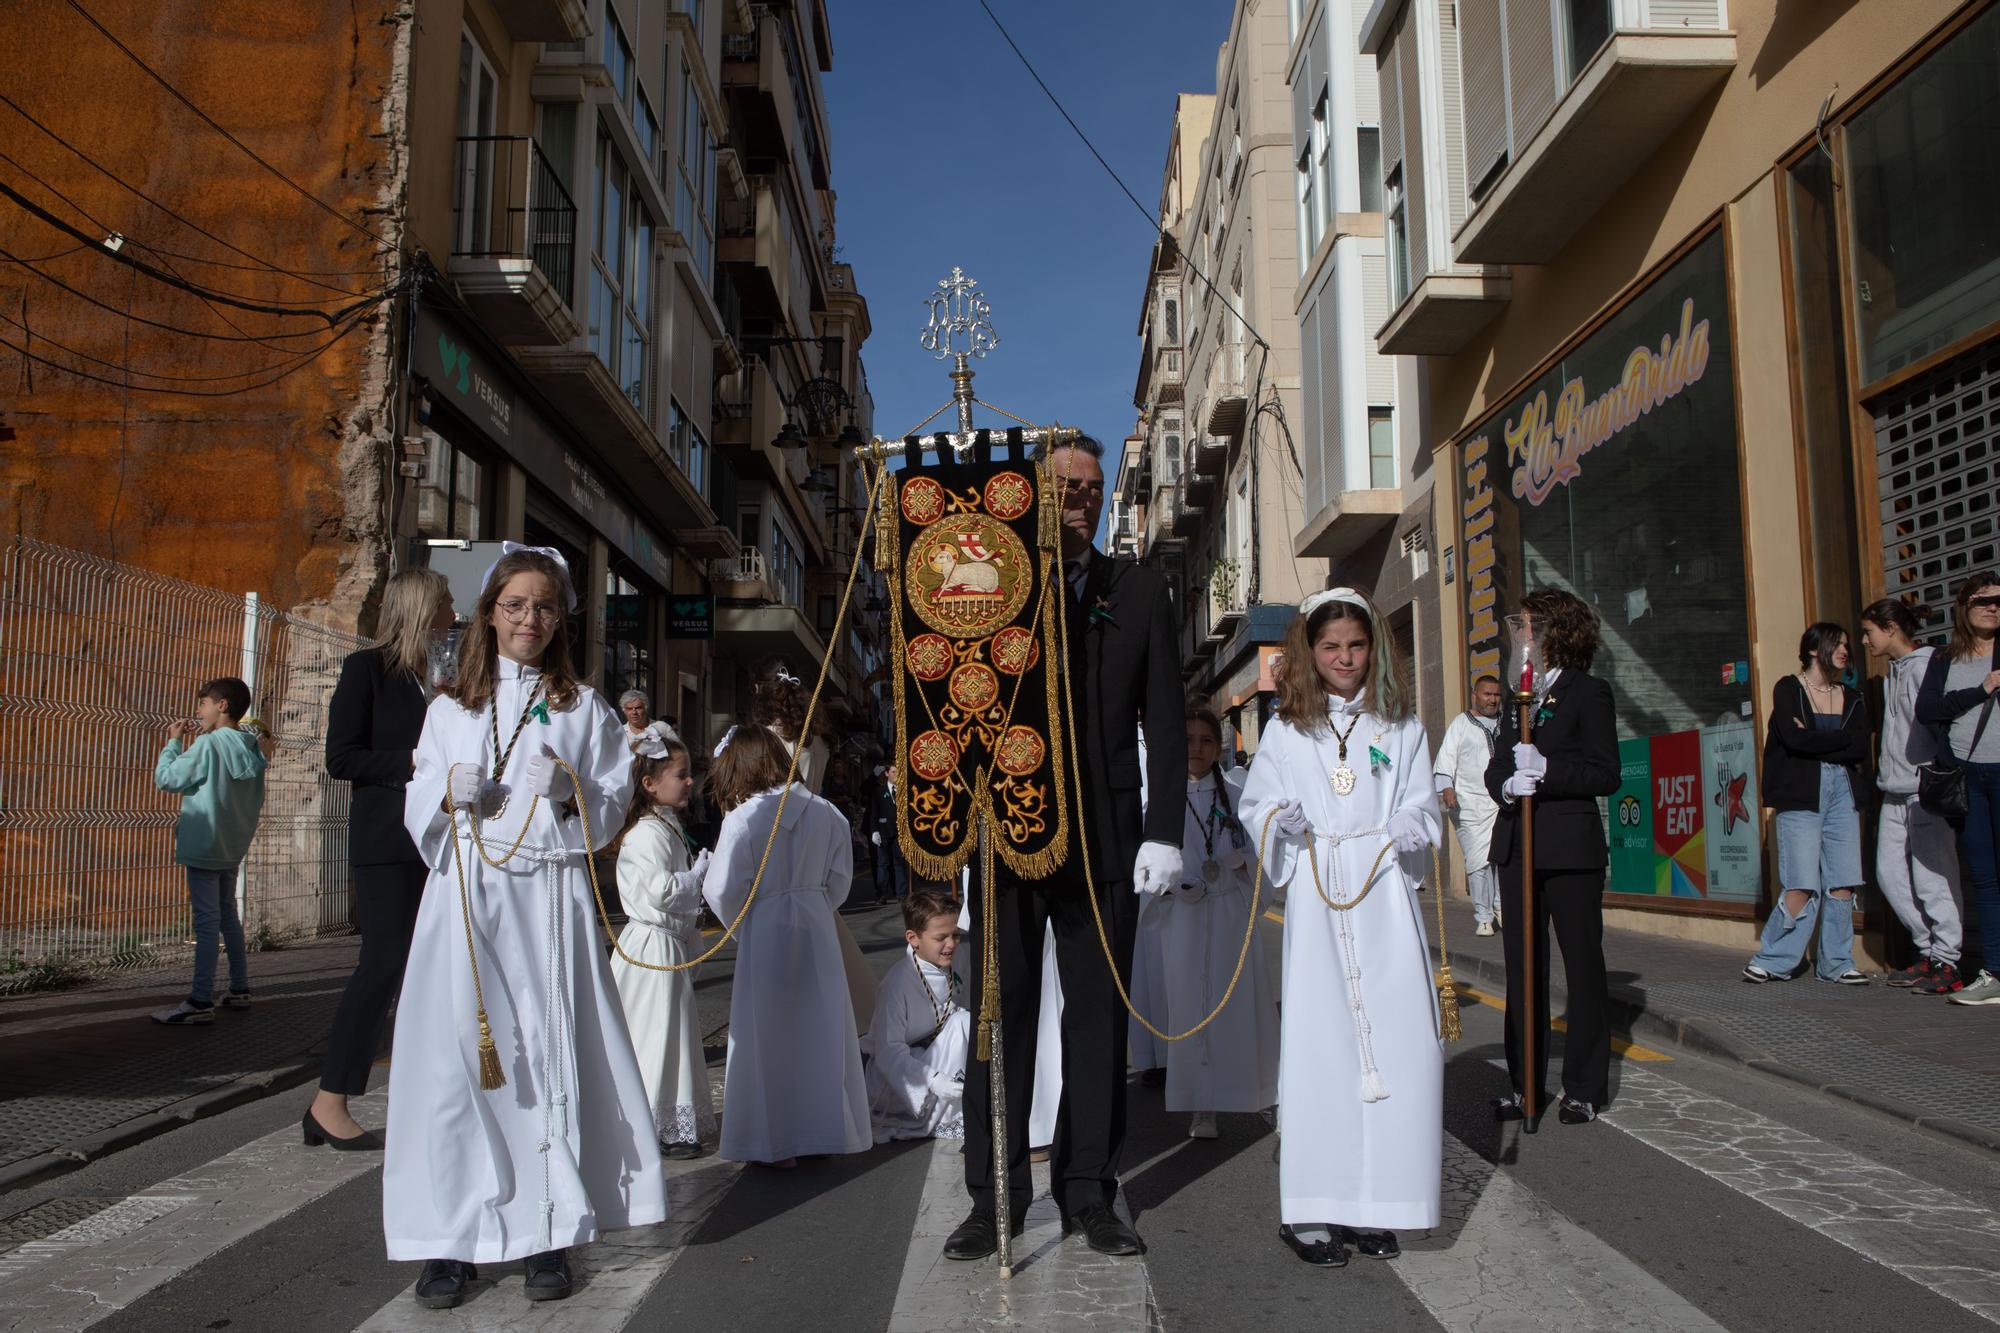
[1861,599,1963,994]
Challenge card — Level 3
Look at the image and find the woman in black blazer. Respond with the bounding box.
[305,569,453,1149]
[1484,588,1621,1128]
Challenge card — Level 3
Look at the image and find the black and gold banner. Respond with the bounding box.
[877,430,1068,881]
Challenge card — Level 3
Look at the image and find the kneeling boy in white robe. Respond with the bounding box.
[868,887,970,1142]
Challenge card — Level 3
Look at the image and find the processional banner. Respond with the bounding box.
[877,429,1068,881]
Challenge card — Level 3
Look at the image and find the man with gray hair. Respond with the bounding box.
[1435,675,1504,935]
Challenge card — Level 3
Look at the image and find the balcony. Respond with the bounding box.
[1376,270,1514,356]
[1191,433,1228,478]
[487,0,588,41]
[449,136,581,347]
[1152,347,1183,404]
[1171,489,1206,538]
[715,602,835,684]
[1294,488,1402,561]
[1454,30,1738,265]
[1204,359,1248,438]
[1183,447,1219,503]
[710,547,777,603]
[1206,572,1247,644]
[722,8,830,189]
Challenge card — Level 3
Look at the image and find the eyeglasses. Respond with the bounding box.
[496,599,563,624]
[1969,594,2000,610]
[1056,480,1105,498]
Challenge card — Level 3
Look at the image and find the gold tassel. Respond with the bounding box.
[476,1012,505,1090]
[1435,967,1464,1042]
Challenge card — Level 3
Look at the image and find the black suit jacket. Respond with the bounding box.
[1060,548,1188,887]
[326,647,428,867]
[1484,669,1619,872]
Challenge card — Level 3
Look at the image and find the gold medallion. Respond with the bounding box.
[1331,766,1357,796]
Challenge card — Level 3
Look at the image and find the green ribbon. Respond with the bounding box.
[529,700,551,724]
[1368,745,1390,771]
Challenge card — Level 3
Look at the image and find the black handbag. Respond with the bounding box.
[1917,657,1996,819]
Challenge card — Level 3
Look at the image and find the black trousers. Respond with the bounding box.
[962,861,1137,1219]
[319,862,426,1095]
[1497,865,1611,1108]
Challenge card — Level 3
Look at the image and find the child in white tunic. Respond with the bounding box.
[868,887,970,1142]
[383,546,664,1310]
[703,726,871,1167]
[1160,705,1280,1139]
[610,728,716,1159]
[1239,587,1443,1270]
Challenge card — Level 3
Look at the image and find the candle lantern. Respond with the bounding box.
[1504,611,1545,702]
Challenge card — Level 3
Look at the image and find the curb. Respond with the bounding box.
[0,1055,321,1195]
[1438,942,2000,1158]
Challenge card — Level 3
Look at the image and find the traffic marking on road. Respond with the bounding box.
[1455,984,1673,1061]
[1607,1065,2000,1324]
[1393,1132,1727,1331]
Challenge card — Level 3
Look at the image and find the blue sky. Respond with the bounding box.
[823,1,1235,479]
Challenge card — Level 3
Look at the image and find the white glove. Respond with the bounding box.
[1388,808,1432,853]
[1503,771,1541,800]
[520,745,576,801]
[1513,743,1548,778]
[871,831,882,846]
[445,763,488,809]
[1132,841,1182,896]
[1271,799,1311,837]
[928,1070,963,1102]
[672,848,712,894]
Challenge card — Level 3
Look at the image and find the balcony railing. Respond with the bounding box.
[711,547,768,587]
[452,135,576,306]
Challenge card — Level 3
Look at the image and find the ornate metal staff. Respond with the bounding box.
[1505,613,1544,1134]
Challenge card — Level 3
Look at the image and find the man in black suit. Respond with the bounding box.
[946,434,1188,1261]
[1483,587,1620,1128]
[862,764,904,903]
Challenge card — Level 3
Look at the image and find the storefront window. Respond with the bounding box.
[605,568,654,707]
[414,425,487,540]
[1457,230,1759,904]
[1844,2,2000,384]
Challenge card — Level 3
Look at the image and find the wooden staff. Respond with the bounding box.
[1515,687,1540,1134]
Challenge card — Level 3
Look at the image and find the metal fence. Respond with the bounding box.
[0,539,365,988]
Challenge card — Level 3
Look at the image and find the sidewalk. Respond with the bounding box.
[0,936,361,1192]
[1433,897,2000,1153]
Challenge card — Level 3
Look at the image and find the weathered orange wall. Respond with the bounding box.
[0,0,405,615]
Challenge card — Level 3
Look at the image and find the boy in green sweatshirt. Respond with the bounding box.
[151,677,272,1026]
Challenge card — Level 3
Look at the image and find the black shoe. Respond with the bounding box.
[522,1248,572,1301]
[414,1259,476,1309]
[1558,1095,1599,1125]
[1491,1093,1542,1133]
[1278,1225,1348,1267]
[1069,1202,1145,1256]
[662,1140,703,1160]
[302,1108,383,1152]
[942,1208,1026,1261]
[1338,1226,1399,1259]
[1138,1068,1166,1088]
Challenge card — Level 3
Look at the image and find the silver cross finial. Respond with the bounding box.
[920,266,999,362]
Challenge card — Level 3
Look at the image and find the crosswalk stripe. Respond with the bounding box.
[350,1156,742,1331]
[886,1138,1158,1332]
[1606,1065,2000,1324]
[1392,1132,1727,1331]
[0,1093,391,1332]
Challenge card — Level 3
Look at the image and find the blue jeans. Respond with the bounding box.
[1963,762,2000,976]
[187,866,248,1005]
[1752,765,1860,979]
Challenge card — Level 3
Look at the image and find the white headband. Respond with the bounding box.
[480,541,579,610]
[1300,586,1371,619]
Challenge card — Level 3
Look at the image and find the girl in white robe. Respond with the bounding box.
[1239,587,1442,1269]
[703,726,871,1166]
[868,887,970,1142]
[383,545,663,1308]
[610,729,716,1158]
[1160,706,1280,1136]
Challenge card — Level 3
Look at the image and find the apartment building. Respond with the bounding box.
[1138,7,1329,751]
[1359,0,2000,952]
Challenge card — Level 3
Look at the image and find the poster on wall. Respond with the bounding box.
[1609,737,1653,895]
[1650,730,1706,896]
[1699,721,1761,902]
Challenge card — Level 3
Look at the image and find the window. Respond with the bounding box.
[816,594,836,639]
[672,0,704,44]
[635,87,659,176]
[677,58,718,284]
[1368,409,1396,489]
[1564,0,1613,90]
[414,426,487,539]
[770,520,804,608]
[592,135,654,414]
[604,569,653,708]
[624,198,652,413]
[669,397,709,496]
[1357,128,1382,214]
[1311,89,1331,240]
[606,11,634,107]
[1387,166,1412,305]
[1164,296,1179,345]
[1296,144,1318,271]
[454,31,499,256]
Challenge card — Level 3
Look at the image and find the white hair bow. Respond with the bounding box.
[634,724,682,761]
[772,666,800,686]
[711,724,740,759]
[1300,586,1371,618]
[480,541,579,610]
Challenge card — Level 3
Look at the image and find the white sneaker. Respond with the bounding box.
[152,1000,214,1025]
[1188,1111,1219,1139]
[1475,920,1495,937]
[1949,970,2000,1006]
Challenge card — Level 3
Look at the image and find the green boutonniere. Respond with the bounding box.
[529,700,551,724]
[1368,745,1390,772]
[1535,704,1555,727]
[1090,596,1116,626]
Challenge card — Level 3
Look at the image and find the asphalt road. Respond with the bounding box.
[3,900,1998,1332]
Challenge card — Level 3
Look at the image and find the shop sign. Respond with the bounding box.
[1650,729,1705,896]
[1609,737,1653,895]
[1699,721,1760,902]
[666,593,714,639]
[1606,722,1761,904]
[606,593,643,643]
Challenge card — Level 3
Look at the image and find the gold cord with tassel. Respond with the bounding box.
[445,769,507,1090]
[1432,844,1463,1042]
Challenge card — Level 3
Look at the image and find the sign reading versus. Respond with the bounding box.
[664,594,714,639]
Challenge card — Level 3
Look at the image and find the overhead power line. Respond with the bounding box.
[58,0,401,259]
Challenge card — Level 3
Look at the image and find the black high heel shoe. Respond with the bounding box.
[302,1107,384,1151]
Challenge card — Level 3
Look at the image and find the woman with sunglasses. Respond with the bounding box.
[1917,573,2000,1007]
